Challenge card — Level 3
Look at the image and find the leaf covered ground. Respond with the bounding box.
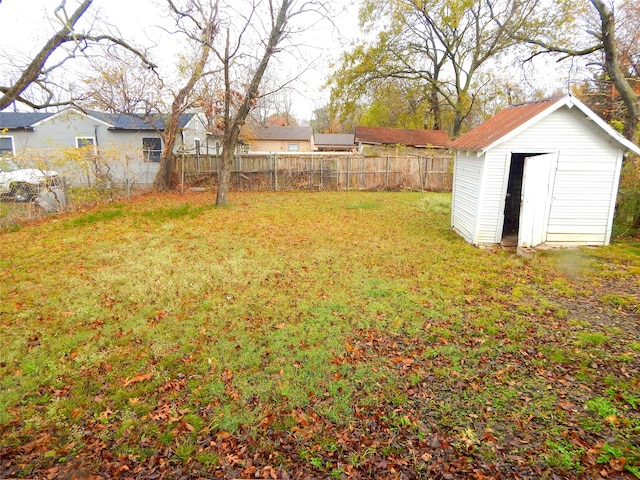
[1,191,639,479]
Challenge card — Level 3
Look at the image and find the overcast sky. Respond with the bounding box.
[0,0,358,121]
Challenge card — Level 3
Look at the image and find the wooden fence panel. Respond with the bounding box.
[177,153,452,192]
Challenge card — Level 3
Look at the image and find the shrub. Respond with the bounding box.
[614,154,640,237]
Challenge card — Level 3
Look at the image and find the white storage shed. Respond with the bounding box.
[450,95,640,248]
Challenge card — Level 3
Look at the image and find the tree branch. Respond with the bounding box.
[0,0,157,111]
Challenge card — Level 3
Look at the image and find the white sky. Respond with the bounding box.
[0,0,358,121]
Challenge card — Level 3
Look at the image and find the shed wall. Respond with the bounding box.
[451,151,482,243]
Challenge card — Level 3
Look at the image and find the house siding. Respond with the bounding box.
[451,151,482,244]
[26,113,165,185]
[6,110,207,186]
[179,116,208,154]
[248,139,314,152]
[473,106,622,246]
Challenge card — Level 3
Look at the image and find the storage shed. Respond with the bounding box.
[450,95,640,248]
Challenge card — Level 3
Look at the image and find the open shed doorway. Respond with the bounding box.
[502,152,548,246]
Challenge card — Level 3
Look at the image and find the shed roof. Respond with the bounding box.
[314,133,355,148]
[248,126,312,141]
[451,95,640,155]
[355,126,450,148]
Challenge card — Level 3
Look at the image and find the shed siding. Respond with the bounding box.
[475,106,621,246]
[451,152,482,243]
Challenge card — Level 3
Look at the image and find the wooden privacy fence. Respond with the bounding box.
[177,153,452,192]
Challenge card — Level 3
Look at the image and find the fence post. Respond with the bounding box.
[181,152,185,194]
[310,156,314,188]
[273,154,278,191]
[386,155,390,189]
[346,155,351,191]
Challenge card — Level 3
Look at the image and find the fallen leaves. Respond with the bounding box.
[122,372,153,387]
[2,192,640,479]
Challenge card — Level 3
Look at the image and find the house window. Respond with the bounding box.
[195,138,201,155]
[143,137,162,162]
[76,137,96,149]
[288,142,299,152]
[237,143,250,154]
[0,137,14,156]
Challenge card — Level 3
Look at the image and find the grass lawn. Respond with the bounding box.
[1,190,639,479]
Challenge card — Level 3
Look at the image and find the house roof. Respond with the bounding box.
[247,126,313,141]
[0,109,196,132]
[355,126,450,148]
[87,111,196,131]
[0,111,54,130]
[314,133,355,148]
[451,95,640,155]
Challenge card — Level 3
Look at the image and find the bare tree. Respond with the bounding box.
[83,55,164,115]
[153,0,220,190]
[214,0,330,206]
[0,0,156,111]
[175,0,328,205]
[79,0,330,197]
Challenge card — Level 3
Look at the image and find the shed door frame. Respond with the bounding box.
[518,152,558,247]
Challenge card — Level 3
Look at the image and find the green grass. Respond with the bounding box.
[1,190,639,478]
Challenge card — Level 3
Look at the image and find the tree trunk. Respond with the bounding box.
[453,112,464,138]
[430,86,441,130]
[214,0,291,206]
[153,113,181,191]
[216,146,234,206]
[152,16,214,191]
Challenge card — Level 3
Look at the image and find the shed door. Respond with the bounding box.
[519,153,557,247]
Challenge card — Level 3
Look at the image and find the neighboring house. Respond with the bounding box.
[354,126,451,153]
[313,133,356,152]
[0,108,207,185]
[243,126,314,152]
[450,94,640,248]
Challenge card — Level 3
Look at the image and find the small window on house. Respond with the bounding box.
[195,138,201,155]
[0,137,14,156]
[288,142,299,152]
[142,137,162,162]
[237,143,250,154]
[76,137,95,149]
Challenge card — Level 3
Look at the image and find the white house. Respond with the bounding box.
[450,95,640,248]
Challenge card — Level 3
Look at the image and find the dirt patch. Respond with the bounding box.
[549,274,640,337]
